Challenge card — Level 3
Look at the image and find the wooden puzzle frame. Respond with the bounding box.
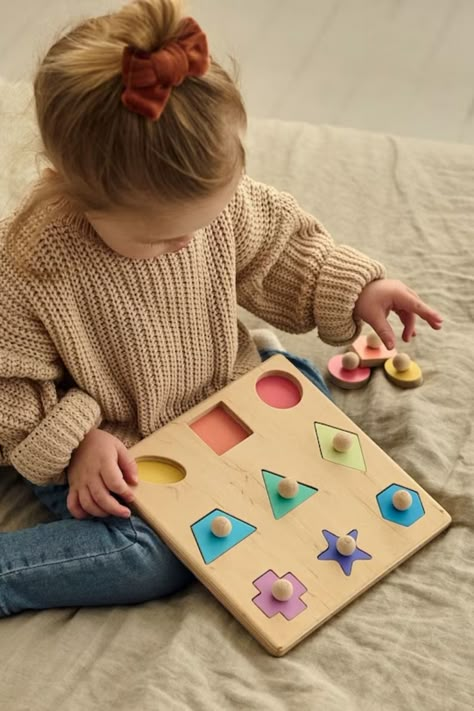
[129,355,451,656]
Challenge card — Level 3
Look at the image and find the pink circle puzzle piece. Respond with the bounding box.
[327,354,371,389]
[252,570,307,620]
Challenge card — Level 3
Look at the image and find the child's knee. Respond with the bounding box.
[116,515,195,598]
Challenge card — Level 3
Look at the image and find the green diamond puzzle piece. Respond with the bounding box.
[314,423,366,471]
[262,470,318,519]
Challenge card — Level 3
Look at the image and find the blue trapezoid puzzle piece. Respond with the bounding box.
[262,470,318,520]
[191,508,257,564]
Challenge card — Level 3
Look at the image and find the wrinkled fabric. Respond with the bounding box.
[0,81,473,711]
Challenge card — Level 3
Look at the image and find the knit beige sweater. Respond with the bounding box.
[0,175,385,485]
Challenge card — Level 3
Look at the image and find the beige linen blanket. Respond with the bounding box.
[0,79,472,710]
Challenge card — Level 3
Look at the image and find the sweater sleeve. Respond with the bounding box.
[0,249,102,485]
[230,175,386,345]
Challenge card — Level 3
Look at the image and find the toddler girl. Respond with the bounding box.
[0,0,442,617]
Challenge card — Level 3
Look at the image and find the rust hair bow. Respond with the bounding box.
[121,17,210,121]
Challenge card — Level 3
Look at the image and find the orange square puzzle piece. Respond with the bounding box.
[350,334,397,367]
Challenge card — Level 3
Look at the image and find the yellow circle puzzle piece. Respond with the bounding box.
[384,357,423,389]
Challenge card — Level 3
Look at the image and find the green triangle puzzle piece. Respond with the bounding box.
[262,470,318,519]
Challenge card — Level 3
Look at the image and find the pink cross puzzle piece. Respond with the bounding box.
[252,570,307,620]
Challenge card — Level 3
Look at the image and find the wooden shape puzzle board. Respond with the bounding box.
[129,355,451,656]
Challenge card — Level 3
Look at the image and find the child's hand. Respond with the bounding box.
[67,429,139,520]
[354,279,443,350]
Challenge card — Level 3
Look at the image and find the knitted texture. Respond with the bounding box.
[0,175,385,484]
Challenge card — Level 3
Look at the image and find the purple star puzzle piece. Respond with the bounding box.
[252,570,307,620]
[317,529,372,576]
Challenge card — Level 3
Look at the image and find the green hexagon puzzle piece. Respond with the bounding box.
[262,470,318,519]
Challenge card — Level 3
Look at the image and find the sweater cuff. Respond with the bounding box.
[314,245,386,346]
[10,389,102,485]
[100,421,141,450]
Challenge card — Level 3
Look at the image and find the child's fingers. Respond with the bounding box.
[90,471,132,518]
[102,457,136,505]
[117,444,139,486]
[397,291,443,329]
[396,310,416,342]
[81,484,115,518]
[368,317,397,350]
[66,488,90,520]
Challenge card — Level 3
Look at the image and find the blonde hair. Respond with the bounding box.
[7,0,246,263]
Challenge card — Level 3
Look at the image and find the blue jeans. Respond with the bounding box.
[0,351,330,617]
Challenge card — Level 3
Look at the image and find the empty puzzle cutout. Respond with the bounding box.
[136,457,186,484]
[256,372,303,409]
[191,508,257,564]
[252,570,307,620]
[189,403,252,455]
[262,470,318,519]
[314,423,366,471]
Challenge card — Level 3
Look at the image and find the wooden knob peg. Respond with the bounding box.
[366,332,382,349]
[336,535,356,556]
[393,353,411,372]
[392,489,413,511]
[341,352,360,371]
[211,516,232,537]
[332,431,353,453]
[271,578,294,602]
[277,478,299,499]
